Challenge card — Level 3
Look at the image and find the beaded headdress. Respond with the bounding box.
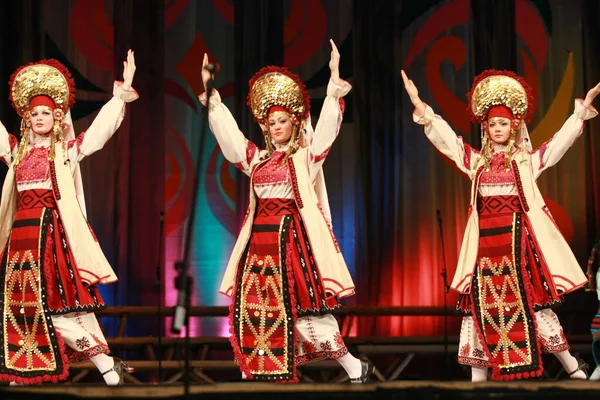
[467,69,536,157]
[8,59,76,164]
[247,66,311,155]
[247,66,310,125]
[9,59,75,119]
[467,69,534,125]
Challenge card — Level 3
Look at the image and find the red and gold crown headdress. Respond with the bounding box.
[467,69,535,125]
[9,58,75,120]
[8,59,76,164]
[247,66,310,125]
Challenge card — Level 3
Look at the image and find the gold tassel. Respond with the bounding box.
[504,129,516,171]
[481,134,492,172]
[48,120,58,161]
[48,117,66,162]
[13,120,30,167]
[285,125,300,158]
[264,130,275,156]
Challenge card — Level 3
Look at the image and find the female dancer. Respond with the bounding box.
[402,68,599,381]
[0,51,138,385]
[200,40,372,383]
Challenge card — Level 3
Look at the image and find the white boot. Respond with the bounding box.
[471,366,488,382]
[590,366,600,381]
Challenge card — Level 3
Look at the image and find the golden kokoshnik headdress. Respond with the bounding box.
[9,59,76,164]
[466,69,536,170]
[247,66,311,154]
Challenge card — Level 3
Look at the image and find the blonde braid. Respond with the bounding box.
[47,119,63,161]
[13,134,29,167]
[504,129,516,171]
[481,134,492,172]
[285,125,300,158]
[264,131,275,156]
[13,120,31,167]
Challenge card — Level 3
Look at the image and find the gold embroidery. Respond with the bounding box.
[477,253,532,368]
[4,250,56,371]
[239,245,289,375]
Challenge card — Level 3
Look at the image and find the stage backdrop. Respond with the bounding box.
[0,0,598,339]
[164,0,600,337]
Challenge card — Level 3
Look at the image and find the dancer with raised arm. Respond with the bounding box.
[0,51,138,385]
[200,40,373,383]
[402,68,599,381]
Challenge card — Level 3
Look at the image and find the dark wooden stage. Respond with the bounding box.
[1,305,598,398]
[2,381,600,400]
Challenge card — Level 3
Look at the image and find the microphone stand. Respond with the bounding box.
[170,70,214,398]
[156,212,165,382]
[437,209,450,380]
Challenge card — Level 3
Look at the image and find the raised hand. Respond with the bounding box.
[122,49,136,91]
[584,82,600,108]
[329,39,341,85]
[201,53,214,94]
[401,70,425,116]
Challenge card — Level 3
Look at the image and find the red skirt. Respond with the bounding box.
[0,189,105,384]
[457,195,561,380]
[229,198,340,382]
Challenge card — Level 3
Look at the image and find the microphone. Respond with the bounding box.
[203,63,221,74]
[172,294,186,334]
[171,264,189,335]
[203,63,220,93]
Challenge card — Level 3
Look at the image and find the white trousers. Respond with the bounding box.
[51,312,109,362]
[294,314,348,364]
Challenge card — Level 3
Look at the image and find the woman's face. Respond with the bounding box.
[487,117,512,145]
[268,111,293,144]
[29,106,54,135]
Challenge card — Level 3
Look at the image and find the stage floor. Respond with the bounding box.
[2,380,600,400]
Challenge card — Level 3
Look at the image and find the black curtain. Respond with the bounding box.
[351,0,519,317]
[233,0,284,222]
[0,0,44,182]
[470,0,517,147]
[580,0,600,325]
[353,0,404,309]
[582,0,600,239]
[112,0,165,316]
